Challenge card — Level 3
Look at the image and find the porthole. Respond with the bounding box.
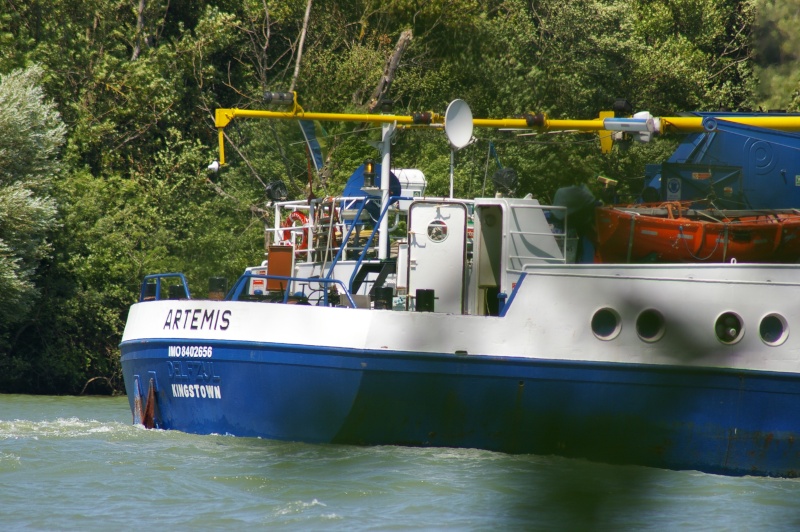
[760,313,788,346]
[715,311,744,345]
[427,220,449,242]
[636,309,665,342]
[592,307,621,341]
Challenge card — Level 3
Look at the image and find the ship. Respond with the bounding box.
[121,95,800,477]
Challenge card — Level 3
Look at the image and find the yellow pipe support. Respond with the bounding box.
[472,117,607,131]
[215,108,444,128]
[216,107,610,133]
[473,115,800,134]
[213,101,800,166]
[597,111,615,154]
[214,106,444,167]
[218,128,225,166]
[216,106,800,133]
[659,116,800,133]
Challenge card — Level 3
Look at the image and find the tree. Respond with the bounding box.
[753,0,800,110]
[0,64,65,349]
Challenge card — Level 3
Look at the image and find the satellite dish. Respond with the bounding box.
[444,99,474,149]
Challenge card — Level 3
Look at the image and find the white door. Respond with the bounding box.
[407,201,467,313]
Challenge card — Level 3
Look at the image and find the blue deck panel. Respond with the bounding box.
[645,116,800,209]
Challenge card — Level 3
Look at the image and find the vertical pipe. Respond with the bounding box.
[379,122,395,260]
[273,203,281,245]
[218,129,226,165]
[450,150,455,198]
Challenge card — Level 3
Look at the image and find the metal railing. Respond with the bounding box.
[505,204,570,273]
[227,271,358,308]
[138,273,191,302]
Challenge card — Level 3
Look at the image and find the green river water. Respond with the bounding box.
[2,393,800,530]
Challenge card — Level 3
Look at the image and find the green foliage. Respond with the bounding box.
[753,0,800,110]
[0,65,64,346]
[0,65,66,184]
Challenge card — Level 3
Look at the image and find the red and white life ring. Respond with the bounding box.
[281,211,309,250]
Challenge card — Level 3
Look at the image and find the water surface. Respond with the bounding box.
[2,394,800,530]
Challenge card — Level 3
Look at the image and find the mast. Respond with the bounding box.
[378,121,394,260]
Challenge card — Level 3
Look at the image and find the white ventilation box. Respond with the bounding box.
[393,169,427,210]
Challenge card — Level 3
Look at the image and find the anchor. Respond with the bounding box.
[132,375,159,429]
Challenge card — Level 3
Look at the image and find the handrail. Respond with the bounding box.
[498,273,526,317]
[139,273,191,302]
[346,196,415,291]
[269,196,383,261]
[323,199,371,278]
[228,272,358,308]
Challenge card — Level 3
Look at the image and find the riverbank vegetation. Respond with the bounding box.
[0,0,794,394]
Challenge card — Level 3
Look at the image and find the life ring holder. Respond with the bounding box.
[281,210,309,252]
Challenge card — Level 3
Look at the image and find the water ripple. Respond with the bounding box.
[3,394,800,530]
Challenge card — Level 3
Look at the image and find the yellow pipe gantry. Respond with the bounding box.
[214,92,800,164]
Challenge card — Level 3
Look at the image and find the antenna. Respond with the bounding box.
[444,99,474,198]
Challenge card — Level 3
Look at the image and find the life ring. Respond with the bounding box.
[282,211,309,250]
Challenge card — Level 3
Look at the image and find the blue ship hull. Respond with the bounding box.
[121,339,800,477]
